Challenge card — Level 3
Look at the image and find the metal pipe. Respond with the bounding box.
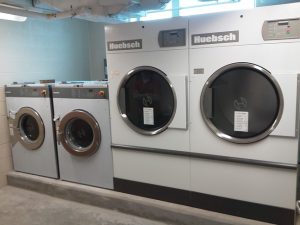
[47,6,93,20]
[0,5,92,20]
[0,5,48,19]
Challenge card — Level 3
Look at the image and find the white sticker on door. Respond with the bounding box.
[143,107,154,125]
[234,111,248,132]
[9,128,14,136]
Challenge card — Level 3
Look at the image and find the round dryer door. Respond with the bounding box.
[201,63,283,144]
[118,66,176,135]
[14,107,45,150]
[59,110,101,156]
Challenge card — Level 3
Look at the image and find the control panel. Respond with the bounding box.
[5,87,50,98]
[52,87,108,99]
[158,29,186,47]
[262,18,300,41]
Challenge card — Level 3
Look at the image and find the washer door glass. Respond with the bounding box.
[118,66,176,135]
[21,115,39,141]
[201,63,283,144]
[59,110,101,156]
[15,107,45,150]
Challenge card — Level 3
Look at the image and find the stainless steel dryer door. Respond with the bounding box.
[14,107,45,150]
[118,66,177,135]
[201,63,284,144]
[59,110,101,156]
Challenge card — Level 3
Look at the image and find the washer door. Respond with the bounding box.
[201,63,283,144]
[118,66,177,135]
[14,107,45,150]
[59,110,101,156]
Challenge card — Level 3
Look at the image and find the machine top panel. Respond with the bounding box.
[105,16,188,53]
[189,3,300,48]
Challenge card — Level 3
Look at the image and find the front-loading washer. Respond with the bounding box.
[52,81,113,189]
[106,17,190,202]
[189,3,300,225]
[5,83,59,178]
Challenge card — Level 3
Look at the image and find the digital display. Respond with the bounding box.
[158,29,186,47]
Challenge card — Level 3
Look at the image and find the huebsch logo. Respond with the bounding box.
[107,39,142,51]
[192,31,239,45]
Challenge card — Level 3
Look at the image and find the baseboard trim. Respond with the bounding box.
[114,178,295,225]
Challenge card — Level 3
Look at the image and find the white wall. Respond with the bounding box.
[88,22,107,81]
[0,18,91,85]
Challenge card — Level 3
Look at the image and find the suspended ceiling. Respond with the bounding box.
[0,0,171,22]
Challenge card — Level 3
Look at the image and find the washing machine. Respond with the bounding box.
[189,3,300,225]
[106,17,190,201]
[52,81,113,189]
[5,83,59,178]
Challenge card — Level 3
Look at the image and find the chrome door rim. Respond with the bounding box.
[117,66,177,135]
[200,62,284,144]
[14,107,45,150]
[59,110,101,156]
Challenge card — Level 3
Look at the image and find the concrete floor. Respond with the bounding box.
[0,186,170,225]
[0,185,299,225]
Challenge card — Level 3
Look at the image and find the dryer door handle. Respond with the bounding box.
[57,131,63,145]
[53,116,61,145]
[202,87,213,119]
[118,87,126,114]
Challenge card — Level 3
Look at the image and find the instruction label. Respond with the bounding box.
[143,107,154,125]
[234,111,248,132]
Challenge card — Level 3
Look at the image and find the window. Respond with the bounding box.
[179,0,254,16]
[140,2,172,21]
[128,0,255,22]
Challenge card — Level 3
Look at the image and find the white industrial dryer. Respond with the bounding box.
[106,17,190,199]
[189,3,300,225]
[52,81,113,189]
[5,84,58,178]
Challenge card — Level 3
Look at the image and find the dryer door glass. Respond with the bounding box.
[15,107,45,150]
[201,63,283,144]
[118,66,176,135]
[59,110,101,156]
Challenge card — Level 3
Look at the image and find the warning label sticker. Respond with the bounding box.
[234,111,248,132]
[143,107,154,125]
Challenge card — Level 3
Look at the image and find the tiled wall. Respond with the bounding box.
[0,17,104,187]
[0,87,11,186]
[88,22,107,81]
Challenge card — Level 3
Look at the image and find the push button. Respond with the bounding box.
[97,90,105,97]
[41,90,47,97]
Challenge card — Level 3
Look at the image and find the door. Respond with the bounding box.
[14,107,45,150]
[201,62,283,144]
[118,66,177,135]
[58,110,101,156]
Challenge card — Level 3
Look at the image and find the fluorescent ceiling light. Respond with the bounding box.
[0,12,27,22]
